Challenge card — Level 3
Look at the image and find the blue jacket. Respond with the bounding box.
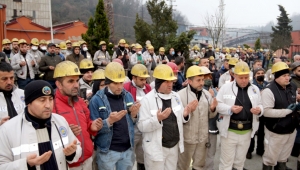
[174,71,185,92]
[89,88,135,153]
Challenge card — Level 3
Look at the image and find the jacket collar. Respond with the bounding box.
[55,89,78,106]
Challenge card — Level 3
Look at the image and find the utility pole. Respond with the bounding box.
[141,0,144,20]
[104,0,114,43]
[48,0,53,43]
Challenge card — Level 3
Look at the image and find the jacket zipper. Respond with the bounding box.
[72,107,85,161]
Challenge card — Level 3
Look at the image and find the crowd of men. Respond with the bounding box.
[0,37,300,170]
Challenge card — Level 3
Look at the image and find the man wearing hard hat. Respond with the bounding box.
[123,64,151,170]
[177,65,217,170]
[204,44,215,58]
[66,42,85,67]
[218,58,239,88]
[52,61,102,170]
[89,62,139,170]
[29,38,44,79]
[2,39,11,63]
[261,62,298,170]
[112,39,130,70]
[137,64,197,169]
[79,59,95,100]
[93,41,110,69]
[11,39,38,89]
[157,47,169,64]
[216,61,263,170]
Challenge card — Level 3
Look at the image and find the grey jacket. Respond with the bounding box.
[10,52,38,79]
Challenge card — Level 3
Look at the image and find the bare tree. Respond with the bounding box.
[203,9,226,48]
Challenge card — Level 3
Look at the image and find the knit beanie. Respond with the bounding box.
[24,80,54,105]
[155,78,166,91]
[274,69,290,79]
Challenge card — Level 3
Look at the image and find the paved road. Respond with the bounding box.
[133,135,298,170]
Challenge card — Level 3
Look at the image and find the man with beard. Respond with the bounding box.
[89,62,139,170]
[66,42,85,67]
[0,80,82,170]
[112,39,130,69]
[10,38,19,59]
[79,59,94,100]
[39,39,48,55]
[65,40,73,57]
[11,39,38,89]
[204,44,215,58]
[53,61,102,170]
[2,39,12,63]
[123,64,150,170]
[218,58,239,88]
[28,38,44,79]
[93,41,110,69]
[39,43,62,88]
[80,41,92,60]
[0,62,25,126]
[158,47,169,64]
[177,66,217,170]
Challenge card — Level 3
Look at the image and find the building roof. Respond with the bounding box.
[6,16,50,31]
[53,20,87,31]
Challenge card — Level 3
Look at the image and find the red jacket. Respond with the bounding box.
[53,90,96,168]
[123,82,151,101]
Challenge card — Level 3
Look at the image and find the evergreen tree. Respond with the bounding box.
[82,0,109,55]
[254,38,261,51]
[134,0,178,50]
[270,5,293,54]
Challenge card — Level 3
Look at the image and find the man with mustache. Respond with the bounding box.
[53,61,103,170]
[0,80,82,170]
[0,62,25,126]
[89,62,138,170]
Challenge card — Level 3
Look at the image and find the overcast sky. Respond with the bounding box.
[174,0,300,28]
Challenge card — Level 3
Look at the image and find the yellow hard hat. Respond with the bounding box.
[131,44,135,48]
[92,69,105,80]
[192,45,198,50]
[119,39,126,44]
[215,48,219,52]
[135,44,142,49]
[148,45,154,50]
[72,42,80,47]
[99,41,106,45]
[30,38,39,46]
[80,40,87,45]
[238,46,241,48]
[225,55,232,60]
[232,48,236,51]
[131,64,150,78]
[260,48,263,52]
[66,40,72,44]
[18,39,27,44]
[234,61,250,75]
[159,47,165,52]
[125,43,129,48]
[2,39,11,45]
[209,56,215,60]
[59,41,67,50]
[46,41,51,45]
[79,59,94,69]
[39,39,46,45]
[105,62,126,82]
[208,44,212,48]
[228,58,239,66]
[55,44,60,48]
[153,64,177,81]
[273,53,276,56]
[271,62,289,74]
[53,61,82,78]
[200,66,212,74]
[186,65,205,78]
[12,38,19,42]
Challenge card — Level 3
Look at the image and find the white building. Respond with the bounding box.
[2,0,50,27]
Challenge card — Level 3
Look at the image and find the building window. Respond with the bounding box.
[33,11,36,18]
[13,0,22,2]
[13,9,17,17]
